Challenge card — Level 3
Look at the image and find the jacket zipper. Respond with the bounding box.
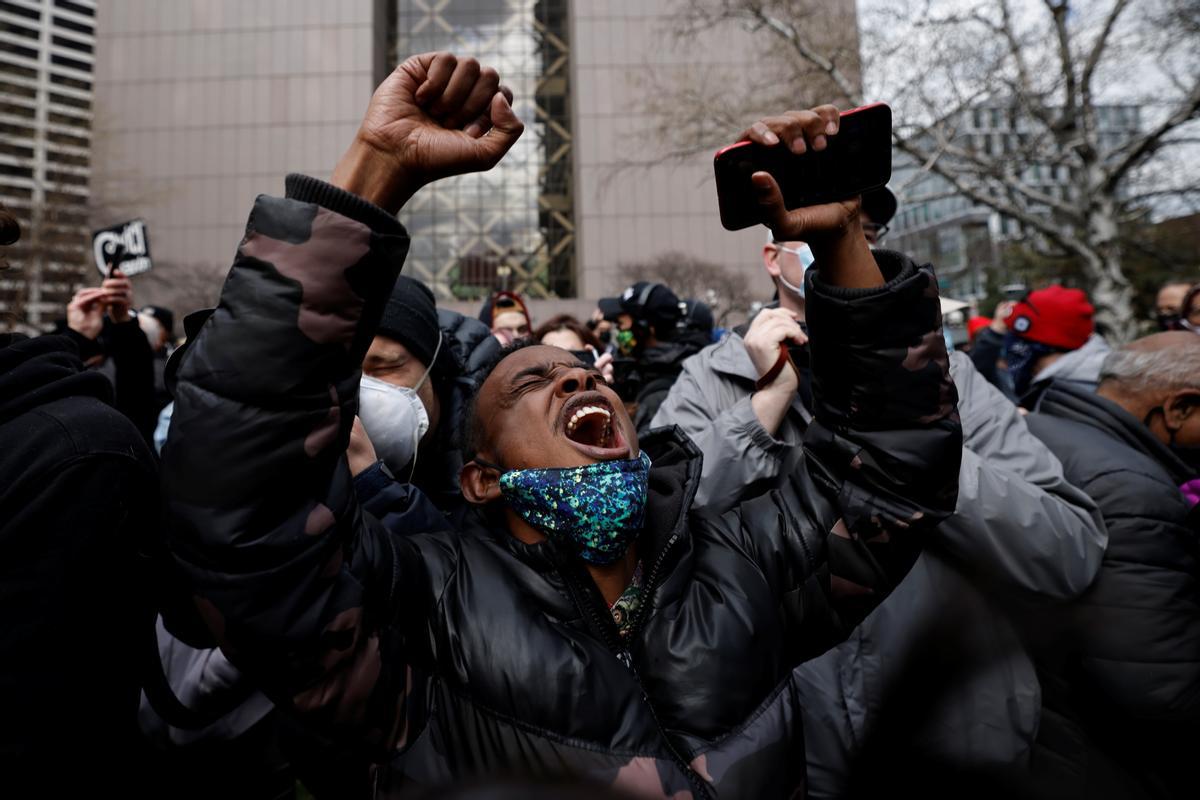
[624,532,715,800]
[561,532,712,799]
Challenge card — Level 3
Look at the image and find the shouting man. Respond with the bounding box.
[161,53,962,797]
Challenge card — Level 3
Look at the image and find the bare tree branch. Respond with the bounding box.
[1103,77,1200,194]
[1080,0,1133,96]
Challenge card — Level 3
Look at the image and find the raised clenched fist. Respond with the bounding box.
[332,52,525,213]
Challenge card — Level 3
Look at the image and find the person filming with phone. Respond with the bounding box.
[161,52,962,797]
[652,102,1106,795]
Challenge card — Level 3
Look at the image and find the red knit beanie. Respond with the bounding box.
[1004,286,1094,350]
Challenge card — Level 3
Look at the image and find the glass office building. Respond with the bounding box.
[389,0,574,300]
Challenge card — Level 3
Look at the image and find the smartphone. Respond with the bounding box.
[714,103,893,231]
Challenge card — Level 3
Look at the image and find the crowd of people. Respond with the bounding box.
[2,51,1198,800]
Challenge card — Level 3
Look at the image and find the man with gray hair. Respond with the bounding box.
[1023,331,1200,797]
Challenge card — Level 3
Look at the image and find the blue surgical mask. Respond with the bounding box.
[775,243,814,299]
[482,453,651,565]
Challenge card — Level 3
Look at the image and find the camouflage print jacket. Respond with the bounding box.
[161,175,962,799]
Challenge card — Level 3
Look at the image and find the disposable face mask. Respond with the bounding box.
[484,453,651,565]
[775,243,814,299]
[1003,333,1058,397]
[616,328,638,356]
[357,336,440,478]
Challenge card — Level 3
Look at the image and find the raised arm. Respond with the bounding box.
[703,107,963,654]
[160,52,522,754]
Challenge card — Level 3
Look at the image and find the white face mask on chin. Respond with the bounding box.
[357,336,439,479]
[775,242,815,298]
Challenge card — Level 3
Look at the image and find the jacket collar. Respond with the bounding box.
[1032,333,1110,387]
[1030,379,1194,485]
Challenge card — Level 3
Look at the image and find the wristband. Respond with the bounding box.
[755,343,800,391]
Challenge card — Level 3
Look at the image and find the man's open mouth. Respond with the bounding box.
[561,393,629,460]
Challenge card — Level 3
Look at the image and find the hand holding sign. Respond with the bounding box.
[67,287,107,340]
[102,269,134,323]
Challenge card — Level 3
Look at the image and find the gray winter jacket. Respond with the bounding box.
[652,336,1108,794]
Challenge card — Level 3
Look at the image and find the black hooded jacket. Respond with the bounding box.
[633,330,712,434]
[161,175,962,798]
[1025,381,1200,798]
[0,333,158,778]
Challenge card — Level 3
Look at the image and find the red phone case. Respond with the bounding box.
[713,103,891,231]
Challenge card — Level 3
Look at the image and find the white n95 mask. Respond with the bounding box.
[357,334,439,477]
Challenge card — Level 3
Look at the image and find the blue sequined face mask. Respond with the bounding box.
[481,453,651,565]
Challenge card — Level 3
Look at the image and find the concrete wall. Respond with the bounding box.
[569,0,861,318]
[92,0,374,299]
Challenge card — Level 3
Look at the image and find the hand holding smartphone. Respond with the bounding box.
[714,103,892,231]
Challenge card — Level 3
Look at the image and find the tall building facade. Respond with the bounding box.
[0,0,95,330]
[90,0,378,316]
[89,1,860,323]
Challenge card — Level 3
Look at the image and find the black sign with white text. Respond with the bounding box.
[92,219,152,276]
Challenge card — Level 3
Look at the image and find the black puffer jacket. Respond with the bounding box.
[633,331,711,434]
[1025,382,1200,798]
[161,175,962,798]
[0,333,157,782]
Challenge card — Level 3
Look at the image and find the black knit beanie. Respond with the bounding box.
[377,275,440,371]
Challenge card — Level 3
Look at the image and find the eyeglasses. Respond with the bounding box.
[863,222,889,241]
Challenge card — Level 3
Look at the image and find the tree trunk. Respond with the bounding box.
[1085,249,1137,343]
[1083,191,1137,342]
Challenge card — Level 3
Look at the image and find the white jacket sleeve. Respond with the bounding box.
[941,352,1107,599]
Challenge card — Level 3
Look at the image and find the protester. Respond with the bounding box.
[966,315,992,347]
[1003,285,1110,399]
[479,289,532,345]
[140,304,176,413]
[534,313,615,383]
[1023,332,1200,798]
[651,195,1106,795]
[679,298,717,343]
[534,312,598,350]
[160,52,962,797]
[597,280,711,433]
[0,205,157,785]
[969,300,1018,398]
[55,270,159,444]
[362,275,492,510]
[1154,279,1195,331]
[360,275,453,477]
[859,185,896,246]
[1177,282,1200,334]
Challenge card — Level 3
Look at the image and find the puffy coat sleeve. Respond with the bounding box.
[649,342,803,511]
[702,252,963,656]
[160,175,437,756]
[942,352,1106,599]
